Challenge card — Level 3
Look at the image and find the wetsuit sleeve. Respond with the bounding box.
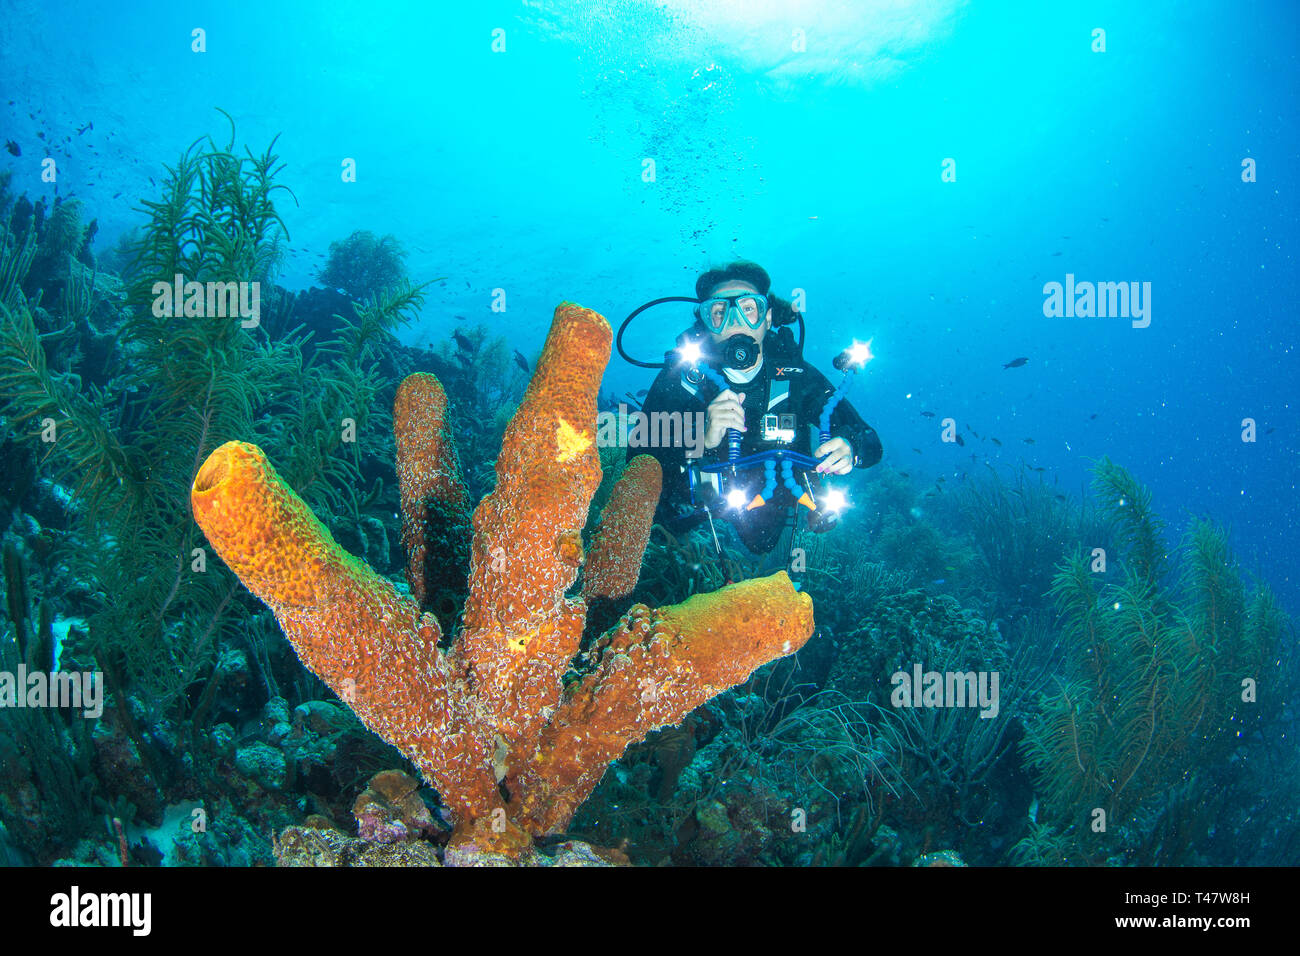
[799,363,883,469]
[634,365,704,520]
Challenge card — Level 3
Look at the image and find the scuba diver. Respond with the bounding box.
[621,260,883,556]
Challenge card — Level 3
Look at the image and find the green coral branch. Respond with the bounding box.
[1022,460,1287,863]
[1092,456,1165,585]
[0,300,140,522]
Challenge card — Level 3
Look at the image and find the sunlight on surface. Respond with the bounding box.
[526,0,966,88]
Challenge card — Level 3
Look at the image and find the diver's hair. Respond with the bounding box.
[694,260,772,300]
[768,294,799,327]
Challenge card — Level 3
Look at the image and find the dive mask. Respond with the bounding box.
[699,291,769,334]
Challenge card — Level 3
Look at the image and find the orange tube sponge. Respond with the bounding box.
[462,303,608,634]
[517,572,814,833]
[192,441,501,823]
[394,373,470,609]
[191,302,815,857]
[581,454,662,603]
[455,303,611,772]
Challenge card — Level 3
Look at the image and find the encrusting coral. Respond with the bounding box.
[191,302,814,859]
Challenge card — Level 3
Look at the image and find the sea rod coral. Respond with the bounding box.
[190,302,814,858]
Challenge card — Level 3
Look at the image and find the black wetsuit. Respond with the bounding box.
[635,325,883,554]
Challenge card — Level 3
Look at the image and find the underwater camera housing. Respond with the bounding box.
[760,413,797,444]
[686,447,830,515]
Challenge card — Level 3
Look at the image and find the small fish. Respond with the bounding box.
[3,140,18,156]
[513,349,530,374]
[1089,413,1098,420]
[1023,438,1035,445]
[955,434,965,447]
[936,476,946,484]
[970,427,980,438]
[76,121,92,135]
[452,329,474,353]
[1003,357,1029,369]
[991,438,1002,447]
[912,448,922,454]
[36,131,45,141]
[1054,494,1066,502]
[1050,251,1062,256]
[920,411,936,418]
[898,472,910,478]
[112,191,121,199]
[1029,466,1045,472]
[1264,426,1275,435]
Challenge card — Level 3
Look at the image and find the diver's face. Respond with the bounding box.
[705,281,771,348]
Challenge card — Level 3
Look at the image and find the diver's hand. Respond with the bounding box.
[704,390,746,449]
[814,437,853,475]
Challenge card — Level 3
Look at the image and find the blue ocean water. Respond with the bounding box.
[4,0,1292,613]
[0,0,1297,874]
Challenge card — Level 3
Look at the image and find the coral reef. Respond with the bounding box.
[1019,459,1287,863]
[0,118,423,719]
[632,523,763,609]
[317,230,408,303]
[3,117,1296,869]
[949,469,1114,617]
[0,119,428,862]
[275,823,442,867]
[351,769,438,844]
[191,302,814,858]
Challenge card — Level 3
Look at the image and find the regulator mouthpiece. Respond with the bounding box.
[720,334,759,370]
